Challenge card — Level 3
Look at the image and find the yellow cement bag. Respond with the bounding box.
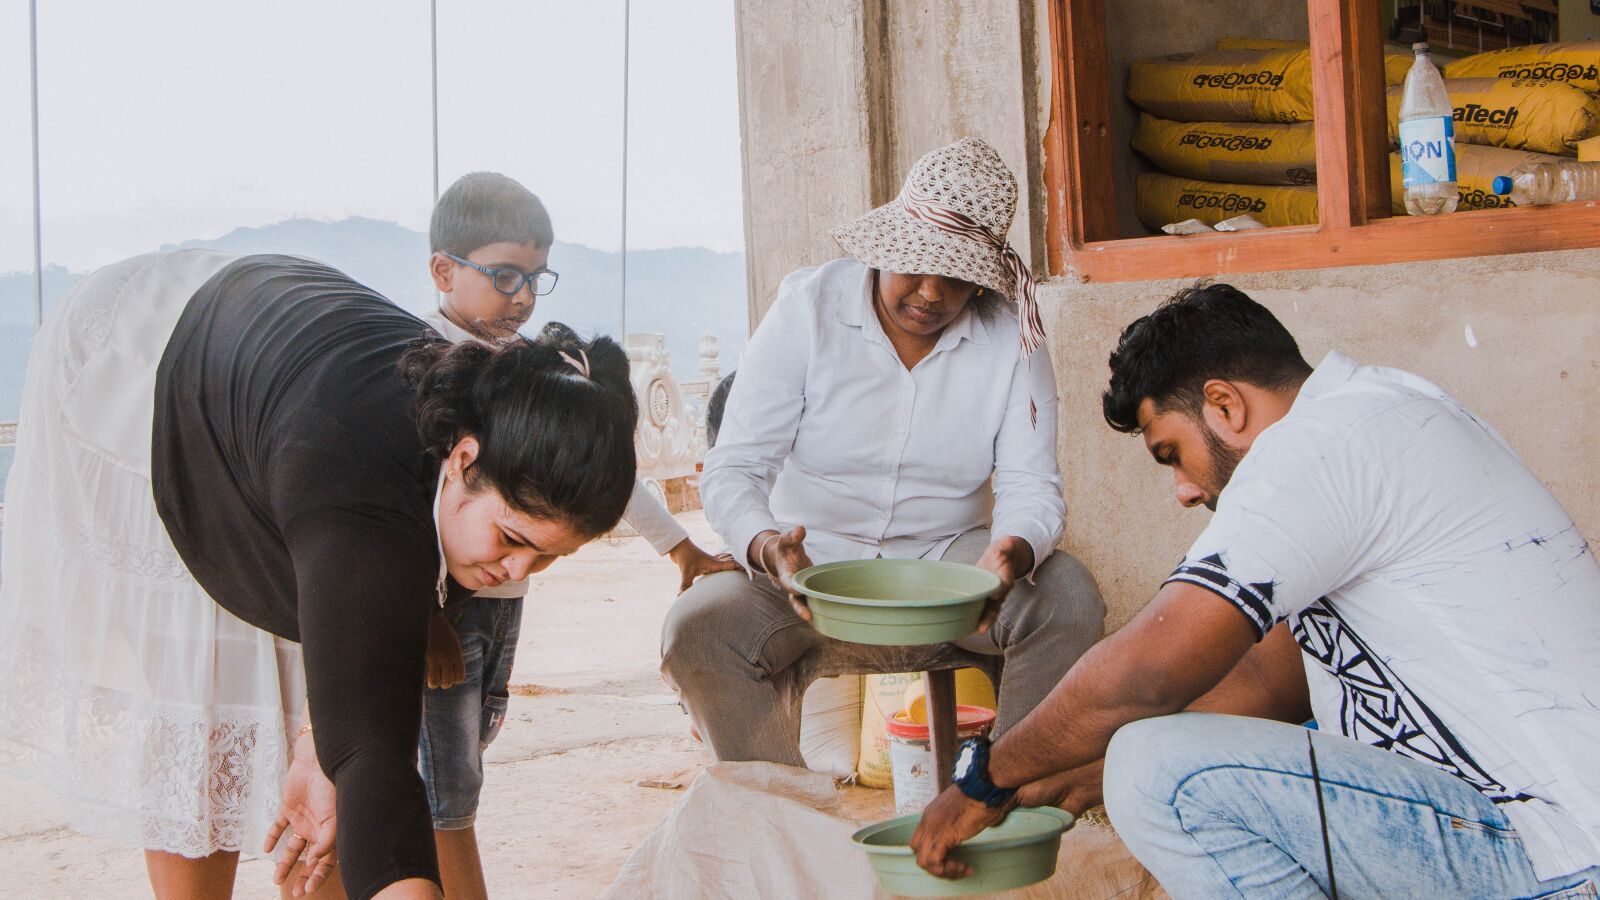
[1137,171,1318,230]
[1444,42,1600,94]
[1215,36,1412,85]
[1128,49,1314,123]
[1385,78,1600,156]
[1132,113,1316,185]
[856,669,996,789]
[1388,143,1566,213]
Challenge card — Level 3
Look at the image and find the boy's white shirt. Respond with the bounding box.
[419,304,689,600]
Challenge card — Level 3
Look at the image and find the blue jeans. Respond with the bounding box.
[1104,713,1600,899]
[418,596,523,830]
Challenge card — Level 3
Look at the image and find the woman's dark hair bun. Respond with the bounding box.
[533,321,632,393]
[400,335,492,460]
[400,325,638,536]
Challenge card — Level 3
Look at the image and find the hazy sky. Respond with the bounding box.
[0,0,744,280]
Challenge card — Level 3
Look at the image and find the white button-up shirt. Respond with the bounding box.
[702,258,1065,575]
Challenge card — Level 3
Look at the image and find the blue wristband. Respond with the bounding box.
[952,736,1016,809]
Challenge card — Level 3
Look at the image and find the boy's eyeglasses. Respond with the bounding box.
[445,253,560,297]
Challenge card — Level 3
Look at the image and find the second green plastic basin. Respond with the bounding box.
[852,806,1076,897]
[790,559,1000,646]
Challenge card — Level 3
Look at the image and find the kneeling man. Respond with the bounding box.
[914,284,1600,897]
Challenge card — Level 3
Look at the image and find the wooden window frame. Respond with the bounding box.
[1043,0,1600,283]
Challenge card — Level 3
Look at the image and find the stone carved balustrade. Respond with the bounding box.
[625,332,720,514]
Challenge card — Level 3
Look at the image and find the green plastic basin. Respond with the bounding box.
[791,559,999,646]
[852,806,1075,897]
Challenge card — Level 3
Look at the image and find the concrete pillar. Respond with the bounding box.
[733,0,896,324]
[733,0,1043,324]
[880,0,1043,272]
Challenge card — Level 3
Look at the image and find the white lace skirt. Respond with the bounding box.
[0,251,307,857]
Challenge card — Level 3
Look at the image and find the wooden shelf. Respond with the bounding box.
[1061,201,1600,283]
[1042,0,1596,283]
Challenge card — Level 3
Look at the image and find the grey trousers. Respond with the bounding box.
[659,529,1106,766]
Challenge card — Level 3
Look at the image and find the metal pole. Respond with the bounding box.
[619,0,630,340]
[430,0,440,203]
[28,0,43,327]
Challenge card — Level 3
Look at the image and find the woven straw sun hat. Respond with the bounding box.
[830,137,1045,359]
[831,136,1020,301]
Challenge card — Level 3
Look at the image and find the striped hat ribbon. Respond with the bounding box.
[898,182,1046,424]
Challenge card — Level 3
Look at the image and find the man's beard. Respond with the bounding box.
[1201,425,1245,512]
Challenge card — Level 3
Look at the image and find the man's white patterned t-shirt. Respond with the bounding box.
[1168,351,1600,880]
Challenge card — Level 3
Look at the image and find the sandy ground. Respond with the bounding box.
[0,511,907,898]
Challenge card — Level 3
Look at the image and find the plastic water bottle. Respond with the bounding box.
[1492,161,1600,206]
[1398,43,1458,215]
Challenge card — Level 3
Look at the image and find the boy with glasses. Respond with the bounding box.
[416,172,737,899]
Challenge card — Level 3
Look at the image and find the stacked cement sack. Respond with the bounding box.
[1443,41,1600,93]
[1385,41,1600,212]
[1130,38,1600,230]
[1384,68,1600,211]
[1386,145,1561,212]
[1128,39,1337,230]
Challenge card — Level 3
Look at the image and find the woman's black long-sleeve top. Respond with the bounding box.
[153,254,459,900]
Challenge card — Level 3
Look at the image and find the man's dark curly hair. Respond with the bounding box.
[1102,283,1311,434]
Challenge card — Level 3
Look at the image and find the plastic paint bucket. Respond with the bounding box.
[887,705,996,815]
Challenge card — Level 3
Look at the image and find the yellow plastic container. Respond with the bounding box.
[1128,48,1314,123]
[857,669,996,788]
[1132,113,1316,185]
[1384,78,1600,156]
[1444,41,1600,94]
[1137,171,1318,230]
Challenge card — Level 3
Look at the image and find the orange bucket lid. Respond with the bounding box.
[886,705,996,740]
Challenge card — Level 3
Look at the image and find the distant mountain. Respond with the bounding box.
[156,217,750,381]
[0,216,750,496]
[1,216,748,410]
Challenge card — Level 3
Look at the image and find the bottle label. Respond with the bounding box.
[1399,116,1456,186]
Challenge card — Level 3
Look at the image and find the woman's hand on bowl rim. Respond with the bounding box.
[767,525,815,621]
[974,536,1034,634]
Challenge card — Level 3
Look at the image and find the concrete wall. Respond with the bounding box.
[1562,0,1600,41]
[733,0,889,327]
[733,0,1600,631]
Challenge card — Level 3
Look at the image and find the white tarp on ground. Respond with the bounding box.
[605,760,1168,900]
[603,761,879,899]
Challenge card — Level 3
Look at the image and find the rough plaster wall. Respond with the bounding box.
[1103,1,1311,238]
[1562,0,1600,40]
[882,0,1041,269]
[735,0,882,324]
[1047,248,1600,630]
[735,0,1045,322]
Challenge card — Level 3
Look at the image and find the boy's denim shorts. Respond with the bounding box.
[418,595,523,830]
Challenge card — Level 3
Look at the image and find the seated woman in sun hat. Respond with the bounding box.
[661,136,1106,765]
